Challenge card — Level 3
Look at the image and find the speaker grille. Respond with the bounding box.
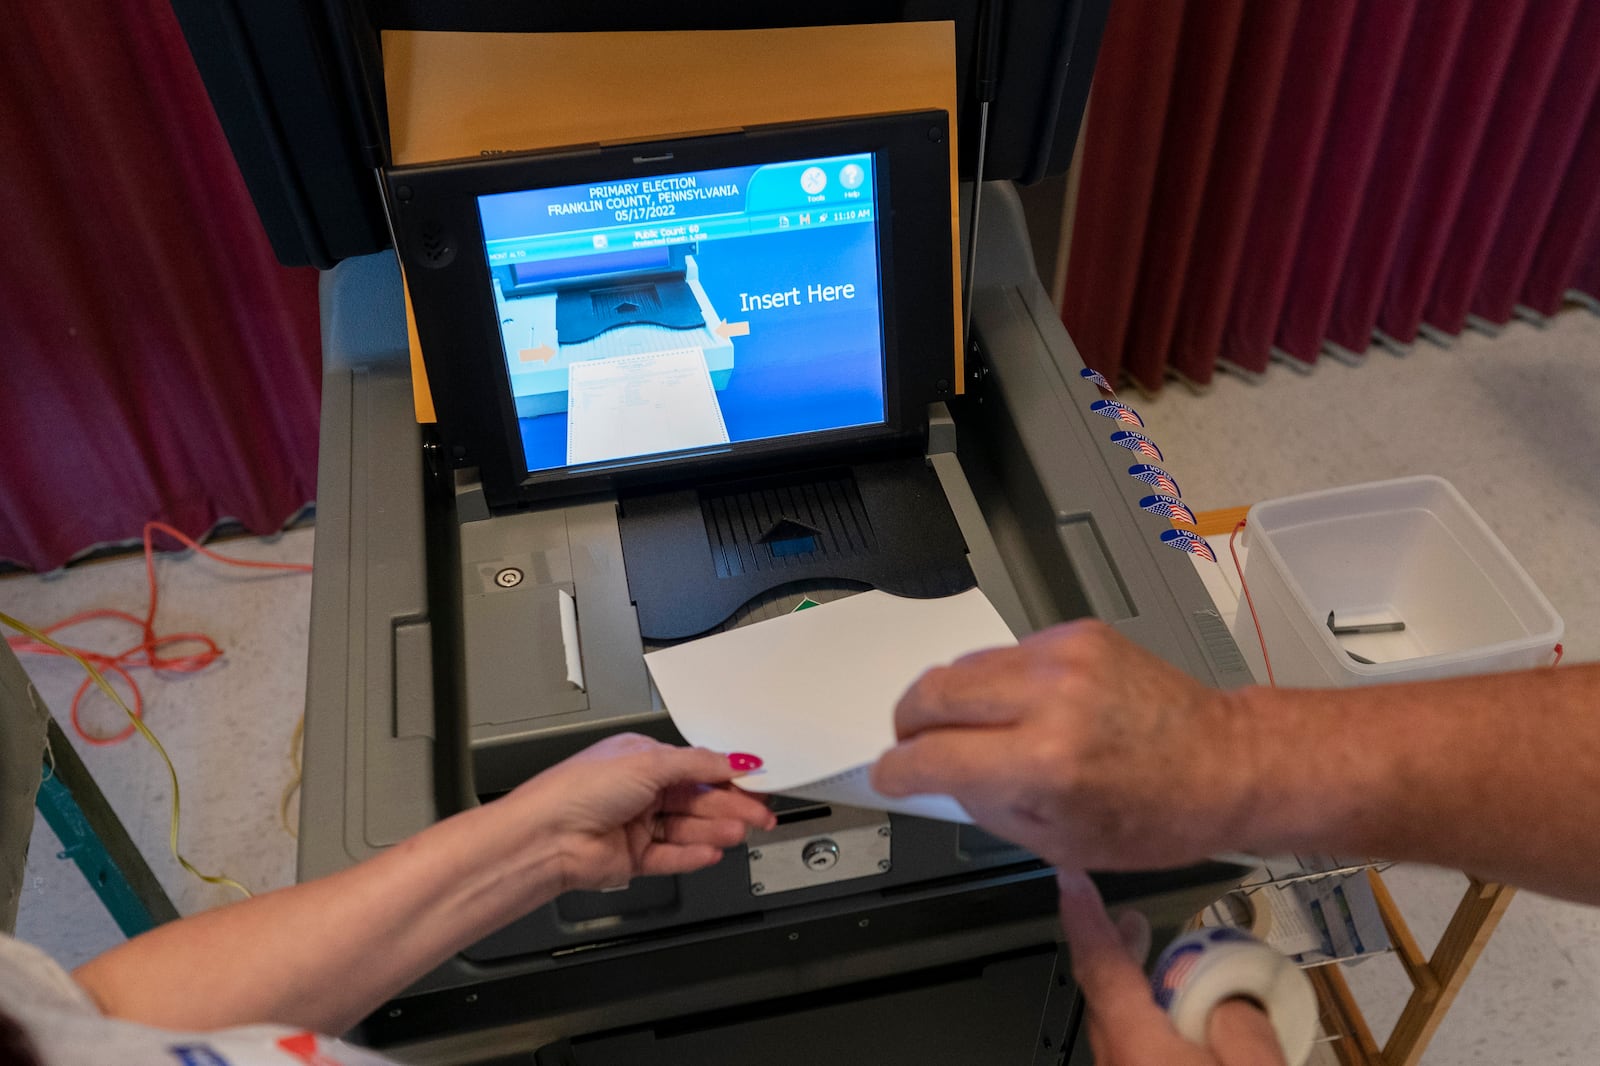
[414,218,455,268]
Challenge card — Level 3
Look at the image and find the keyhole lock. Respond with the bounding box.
[494,567,523,588]
[802,839,840,871]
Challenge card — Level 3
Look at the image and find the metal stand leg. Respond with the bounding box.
[33,718,179,937]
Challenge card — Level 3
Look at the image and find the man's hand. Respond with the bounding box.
[504,733,777,893]
[1059,871,1285,1066]
[871,619,1259,871]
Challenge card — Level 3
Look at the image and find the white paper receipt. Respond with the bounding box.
[645,588,1018,822]
[565,347,730,466]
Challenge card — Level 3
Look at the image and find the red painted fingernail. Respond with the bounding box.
[728,752,763,772]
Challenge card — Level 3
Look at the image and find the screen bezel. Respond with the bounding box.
[386,111,953,508]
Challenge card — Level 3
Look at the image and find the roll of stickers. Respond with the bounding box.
[1215,888,1274,940]
[1151,927,1317,1066]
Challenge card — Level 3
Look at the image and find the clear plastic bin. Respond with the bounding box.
[1236,476,1562,687]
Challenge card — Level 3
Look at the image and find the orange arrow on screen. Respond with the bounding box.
[715,320,750,339]
[519,344,557,363]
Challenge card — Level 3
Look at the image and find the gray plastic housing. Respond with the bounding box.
[299,183,1250,1057]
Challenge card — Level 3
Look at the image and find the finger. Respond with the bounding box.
[893,647,1030,738]
[640,745,756,790]
[1209,999,1287,1066]
[574,731,662,760]
[871,727,1014,798]
[1057,871,1173,1034]
[656,814,756,848]
[1115,907,1152,968]
[637,842,727,878]
[662,782,775,827]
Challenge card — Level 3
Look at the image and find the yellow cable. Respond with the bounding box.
[1,611,252,899]
[41,732,57,784]
[279,713,304,839]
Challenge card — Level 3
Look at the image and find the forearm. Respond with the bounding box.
[1235,664,1600,903]
[73,799,563,1034]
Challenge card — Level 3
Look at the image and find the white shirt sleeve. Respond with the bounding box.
[0,934,399,1066]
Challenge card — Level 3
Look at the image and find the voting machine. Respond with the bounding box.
[174,4,1256,1063]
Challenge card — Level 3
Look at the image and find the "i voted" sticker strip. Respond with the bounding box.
[1128,463,1181,497]
[1160,528,1216,562]
[1140,494,1196,525]
[1110,430,1165,462]
[1090,400,1145,427]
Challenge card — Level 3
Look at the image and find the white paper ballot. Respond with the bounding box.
[645,588,1018,822]
[566,347,731,466]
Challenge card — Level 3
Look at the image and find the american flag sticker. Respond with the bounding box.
[1160,528,1216,562]
[1152,928,1257,1009]
[1110,430,1165,462]
[1089,399,1146,427]
[1080,367,1114,392]
[1140,493,1196,525]
[1151,942,1205,1009]
[1128,463,1181,497]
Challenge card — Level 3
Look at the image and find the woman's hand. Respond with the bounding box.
[1059,871,1285,1066]
[68,734,776,1036]
[503,733,777,893]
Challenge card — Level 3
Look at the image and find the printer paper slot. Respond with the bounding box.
[557,587,585,692]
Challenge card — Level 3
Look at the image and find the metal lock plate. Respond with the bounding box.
[745,805,891,896]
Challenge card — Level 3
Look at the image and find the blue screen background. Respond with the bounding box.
[515,222,884,472]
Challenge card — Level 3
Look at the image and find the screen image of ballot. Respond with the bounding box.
[476,153,886,472]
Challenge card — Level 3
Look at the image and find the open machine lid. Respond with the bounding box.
[168,0,1109,269]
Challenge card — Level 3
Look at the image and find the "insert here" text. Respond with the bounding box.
[738,282,857,312]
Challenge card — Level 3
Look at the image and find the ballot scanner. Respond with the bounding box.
[174,4,1256,1062]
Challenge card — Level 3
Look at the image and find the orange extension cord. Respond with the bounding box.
[6,521,313,745]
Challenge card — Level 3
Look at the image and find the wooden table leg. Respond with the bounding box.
[1309,963,1383,1065]
[1382,879,1515,1066]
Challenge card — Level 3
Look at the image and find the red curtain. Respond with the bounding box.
[1057,2,1187,396]
[1473,2,1600,322]
[1275,0,1417,364]
[1118,0,1248,390]
[1421,0,1583,335]
[1165,1,1302,385]
[1063,0,1600,389]
[1325,0,1474,355]
[0,1,321,572]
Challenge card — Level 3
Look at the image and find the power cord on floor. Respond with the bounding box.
[3,520,315,898]
[1,610,253,899]
[6,522,313,746]
[280,713,304,839]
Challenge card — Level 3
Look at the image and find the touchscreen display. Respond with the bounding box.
[476,153,885,474]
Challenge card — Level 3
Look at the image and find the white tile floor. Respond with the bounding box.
[5,309,1598,1062]
[8,530,313,968]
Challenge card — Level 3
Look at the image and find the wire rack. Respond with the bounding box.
[1200,858,1518,1065]
[1208,855,1399,970]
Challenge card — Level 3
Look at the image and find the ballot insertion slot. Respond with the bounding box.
[773,804,833,826]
